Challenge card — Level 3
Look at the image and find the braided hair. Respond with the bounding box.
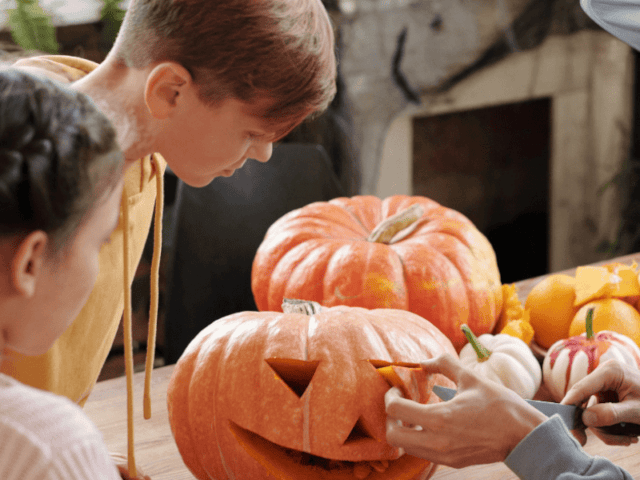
[0,69,123,252]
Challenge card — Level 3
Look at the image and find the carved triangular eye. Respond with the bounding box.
[265,358,320,398]
[344,416,377,445]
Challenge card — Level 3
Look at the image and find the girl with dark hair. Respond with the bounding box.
[7,1,336,475]
[0,68,144,479]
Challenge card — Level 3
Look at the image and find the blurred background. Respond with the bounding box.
[2,0,639,377]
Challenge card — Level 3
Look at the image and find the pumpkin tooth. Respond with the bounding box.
[370,459,389,472]
[353,463,373,479]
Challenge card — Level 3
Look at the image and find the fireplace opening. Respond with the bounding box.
[412,98,551,283]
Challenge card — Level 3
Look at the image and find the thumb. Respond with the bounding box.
[421,354,463,385]
[583,400,640,427]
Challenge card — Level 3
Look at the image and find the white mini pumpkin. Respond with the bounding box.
[460,325,542,399]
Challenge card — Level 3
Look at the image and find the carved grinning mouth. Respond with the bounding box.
[228,420,432,480]
[226,358,432,480]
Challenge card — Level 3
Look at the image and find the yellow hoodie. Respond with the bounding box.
[1,56,165,412]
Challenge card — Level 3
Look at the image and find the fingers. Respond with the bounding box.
[583,400,640,428]
[561,360,624,406]
[591,427,639,447]
[386,417,459,466]
[562,373,610,407]
[385,387,430,423]
[421,354,463,385]
[385,387,403,406]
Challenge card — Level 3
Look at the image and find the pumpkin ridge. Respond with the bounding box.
[340,203,374,236]
[380,195,412,220]
[409,217,479,251]
[390,241,470,347]
[332,195,383,232]
[190,322,236,479]
[283,215,367,239]
[322,242,407,310]
[421,233,495,337]
[299,203,371,237]
[167,342,209,479]
[216,320,252,479]
[268,240,333,310]
[608,333,640,365]
[365,315,414,364]
[368,311,441,363]
[274,240,345,311]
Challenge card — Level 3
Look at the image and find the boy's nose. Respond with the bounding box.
[251,141,273,163]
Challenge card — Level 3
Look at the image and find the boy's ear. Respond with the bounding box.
[144,62,192,119]
[12,231,48,298]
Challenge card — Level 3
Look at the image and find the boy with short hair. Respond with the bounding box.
[5,0,336,411]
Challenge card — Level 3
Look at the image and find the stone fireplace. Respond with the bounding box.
[371,30,635,278]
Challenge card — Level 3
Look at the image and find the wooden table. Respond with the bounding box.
[85,252,640,479]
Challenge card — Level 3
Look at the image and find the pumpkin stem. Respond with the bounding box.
[585,308,595,340]
[367,204,425,244]
[461,324,492,361]
[282,298,323,315]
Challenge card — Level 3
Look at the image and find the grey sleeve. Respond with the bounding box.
[504,415,633,480]
[581,0,640,51]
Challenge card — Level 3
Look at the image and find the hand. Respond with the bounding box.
[110,453,152,480]
[561,359,640,447]
[385,354,547,469]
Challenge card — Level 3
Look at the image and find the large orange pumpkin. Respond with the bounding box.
[167,300,456,480]
[251,195,503,350]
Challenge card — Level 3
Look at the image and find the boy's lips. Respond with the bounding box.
[218,159,248,177]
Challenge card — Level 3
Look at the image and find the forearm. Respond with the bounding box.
[581,0,640,51]
[505,415,633,480]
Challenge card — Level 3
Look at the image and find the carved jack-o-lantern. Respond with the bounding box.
[167,300,456,480]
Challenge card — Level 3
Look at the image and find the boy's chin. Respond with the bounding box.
[181,169,238,187]
[178,174,217,188]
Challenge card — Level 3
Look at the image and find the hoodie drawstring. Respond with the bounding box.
[123,154,164,478]
[144,155,164,419]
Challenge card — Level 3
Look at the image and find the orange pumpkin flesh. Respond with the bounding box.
[376,365,431,403]
[251,195,503,351]
[167,304,456,480]
[229,422,433,480]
